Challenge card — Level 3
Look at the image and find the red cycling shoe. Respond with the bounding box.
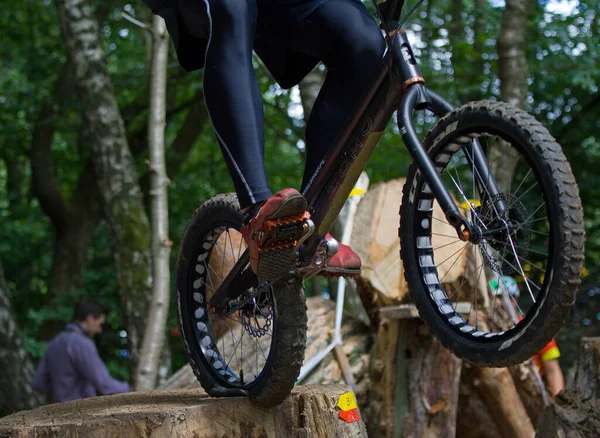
[241,188,309,282]
[321,233,361,278]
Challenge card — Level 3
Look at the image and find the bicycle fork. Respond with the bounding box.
[391,28,506,242]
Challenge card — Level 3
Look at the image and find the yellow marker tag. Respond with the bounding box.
[349,188,366,198]
[337,392,358,411]
[458,199,481,210]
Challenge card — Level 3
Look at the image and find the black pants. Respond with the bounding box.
[196,0,385,208]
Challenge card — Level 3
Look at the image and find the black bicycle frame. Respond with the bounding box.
[301,30,473,252]
[208,1,503,311]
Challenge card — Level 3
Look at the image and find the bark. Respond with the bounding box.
[468,366,535,437]
[492,0,530,199]
[54,0,152,375]
[0,260,44,414]
[135,14,171,392]
[498,0,530,108]
[30,63,105,295]
[365,319,462,438]
[30,62,72,236]
[536,338,600,437]
[508,362,546,425]
[457,365,504,438]
[0,385,367,437]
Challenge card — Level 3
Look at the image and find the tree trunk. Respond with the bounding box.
[0,260,44,414]
[54,0,152,376]
[30,62,104,296]
[497,0,530,108]
[490,0,530,187]
[298,66,325,122]
[47,160,103,295]
[135,14,171,392]
[536,338,600,437]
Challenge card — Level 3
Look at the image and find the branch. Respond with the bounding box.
[120,11,150,32]
[139,93,209,198]
[30,61,74,232]
[166,93,209,177]
[128,94,201,157]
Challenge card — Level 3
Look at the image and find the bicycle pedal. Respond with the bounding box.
[253,211,312,253]
[310,237,339,268]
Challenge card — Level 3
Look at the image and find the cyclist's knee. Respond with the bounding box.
[354,29,386,66]
[208,0,256,25]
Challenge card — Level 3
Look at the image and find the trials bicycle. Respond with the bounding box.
[175,0,585,406]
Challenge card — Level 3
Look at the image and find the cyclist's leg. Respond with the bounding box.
[200,0,272,209]
[297,0,386,191]
[261,0,384,275]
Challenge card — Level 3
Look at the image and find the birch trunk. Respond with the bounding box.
[0,260,44,414]
[134,14,171,392]
[54,0,152,377]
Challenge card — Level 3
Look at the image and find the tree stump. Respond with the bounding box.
[536,337,600,437]
[0,385,367,438]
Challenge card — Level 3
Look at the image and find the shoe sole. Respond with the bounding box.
[256,194,307,282]
[321,268,361,278]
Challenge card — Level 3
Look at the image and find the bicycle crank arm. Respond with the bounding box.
[398,85,472,241]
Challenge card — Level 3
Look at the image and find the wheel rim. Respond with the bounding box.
[412,129,555,341]
[186,222,276,388]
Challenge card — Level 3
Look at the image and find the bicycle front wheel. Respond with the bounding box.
[400,101,584,366]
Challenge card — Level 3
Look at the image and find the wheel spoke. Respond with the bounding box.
[438,243,470,283]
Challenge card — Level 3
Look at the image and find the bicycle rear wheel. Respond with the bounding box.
[400,101,584,366]
[176,194,307,406]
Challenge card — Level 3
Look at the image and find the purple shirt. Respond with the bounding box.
[30,323,130,403]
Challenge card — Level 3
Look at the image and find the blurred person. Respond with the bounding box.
[491,276,565,398]
[30,298,130,403]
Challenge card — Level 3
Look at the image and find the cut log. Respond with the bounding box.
[0,385,367,438]
[365,317,462,438]
[300,297,372,408]
[351,178,468,312]
[536,337,600,437]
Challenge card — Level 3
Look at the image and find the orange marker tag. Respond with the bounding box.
[337,391,358,411]
[339,408,361,423]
